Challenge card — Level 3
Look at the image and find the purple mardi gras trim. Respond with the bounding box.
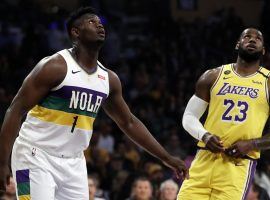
[242,160,257,200]
[50,85,108,99]
[16,169,30,183]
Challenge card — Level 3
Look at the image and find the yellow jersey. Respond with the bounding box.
[198,64,270,159]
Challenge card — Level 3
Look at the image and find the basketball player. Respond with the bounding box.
[178,28,270,200]
[0,7,187,199]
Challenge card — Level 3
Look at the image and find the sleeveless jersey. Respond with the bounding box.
[198,64,270,159]
[19,49,110,157]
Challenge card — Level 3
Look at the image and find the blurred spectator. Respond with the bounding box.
[85,133,110,182]
[247,182,270,200]
[145,163,165,197]
[163,130,187,159]
[88,175,106,200]
[158,179,179,200]
[0,1,269,199]
[126,177,153,200]
[100,152,133,195]
[123,137,141,169]
[47,21,69,52]
[113,140,138,171]
[97,120,115,154]
[0,87,10,123]
[254,152,270,198]
[110,170,129,200]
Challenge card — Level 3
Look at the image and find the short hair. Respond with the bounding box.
[88,174,99,187]
[132,177,152,189]
[66,7,97,39]
[160,179,179,192]
[131,177,153,197]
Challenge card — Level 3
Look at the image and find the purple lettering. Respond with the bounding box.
[231,86,239,94]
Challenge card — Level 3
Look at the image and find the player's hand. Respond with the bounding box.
[0,164,10,193]
[162,156,189,180]
[202,132,224,153]
[225,140,255,158]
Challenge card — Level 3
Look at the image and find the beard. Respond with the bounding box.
[238,46,263,62]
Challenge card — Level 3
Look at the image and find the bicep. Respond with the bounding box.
[11,74,50,113]
[102,71,133,126]
[195,68,220,102]
[9,56,66,114]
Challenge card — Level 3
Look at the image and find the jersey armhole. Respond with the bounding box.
[265,71,270,104]
[97,61,110,98]
[51,52,68,91]
[210,65,224,92]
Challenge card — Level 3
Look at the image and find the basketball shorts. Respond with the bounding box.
[11,137,89,200]
[178,150,256,200]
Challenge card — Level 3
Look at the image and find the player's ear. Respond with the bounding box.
[263,46,265,56]
[235,41,240,50]
[71,27,79,39]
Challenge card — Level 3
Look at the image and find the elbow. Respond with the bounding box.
[117,115,136,130]
[182,112,189,131]
[5,102,27,117]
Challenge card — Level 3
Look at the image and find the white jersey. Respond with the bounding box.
[18,49,110,157]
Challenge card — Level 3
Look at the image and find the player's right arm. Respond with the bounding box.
[182,67,224,153]
[0,54,66,192]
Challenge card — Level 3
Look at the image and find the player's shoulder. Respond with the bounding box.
[105,68,122,95]
[198,66,222,83]
[195,65,224,93]
[203,66,222,78]
[38,52,66,68]
[258,66,270,77]
[33,52,67,77]
[29,52,67,87]
[106,68,120,82]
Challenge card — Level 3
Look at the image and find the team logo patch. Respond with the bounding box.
[224,70,231,75]
[98,75,105,80]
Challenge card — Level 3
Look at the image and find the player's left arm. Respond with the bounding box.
[226,134,270,158]
[226,78,270,158]
[249,77,270,151]
[102,70,188,179]
[252,134,270,150]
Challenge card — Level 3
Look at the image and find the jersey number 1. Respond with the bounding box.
[71,116,79,132]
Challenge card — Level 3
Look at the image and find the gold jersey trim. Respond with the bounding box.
[29,105,95,131]
[210,65,224,92]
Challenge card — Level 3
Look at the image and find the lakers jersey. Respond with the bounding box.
[198,64,270,159]
[19,49,110,157]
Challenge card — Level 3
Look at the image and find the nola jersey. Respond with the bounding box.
[198,64,270,159]
[18,49,109,157]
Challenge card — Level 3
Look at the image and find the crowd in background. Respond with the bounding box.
[0,0,270,199]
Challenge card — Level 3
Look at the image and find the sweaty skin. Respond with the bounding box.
[0,12,188,193]
[196,28,270,157]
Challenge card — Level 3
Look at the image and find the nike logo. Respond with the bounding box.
[72,70,81,74]
[223,76,232,80]
[98,75,105,80]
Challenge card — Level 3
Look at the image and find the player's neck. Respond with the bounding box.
[234,58,261,76]
[72,46,99,72]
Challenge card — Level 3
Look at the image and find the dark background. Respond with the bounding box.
[0,0,270,199]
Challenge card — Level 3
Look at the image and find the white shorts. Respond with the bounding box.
[11,137,89,200]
